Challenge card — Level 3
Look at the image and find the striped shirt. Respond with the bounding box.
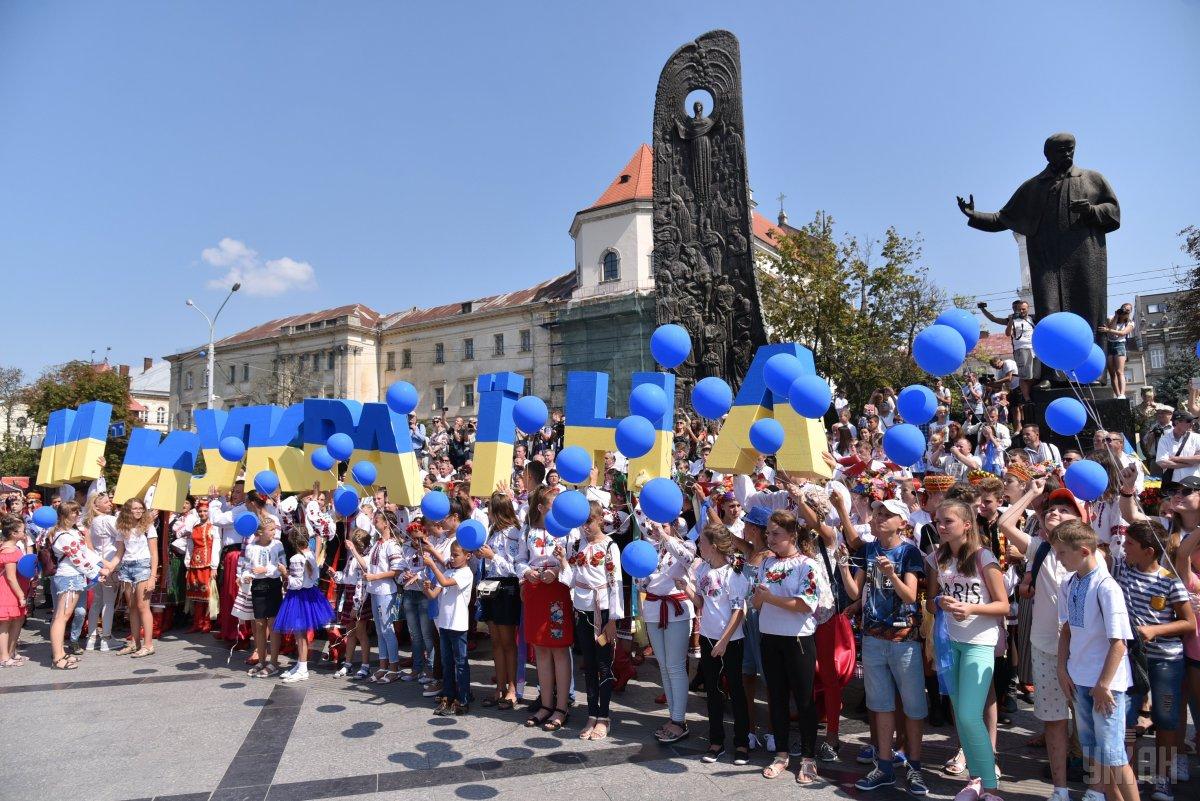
[1114,561,1189,660]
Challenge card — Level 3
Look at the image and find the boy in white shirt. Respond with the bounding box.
[1054,520,1138,801]
[424,542,474,716]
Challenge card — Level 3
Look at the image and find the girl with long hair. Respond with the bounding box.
[237,515,287,676]
[521,486,574,732]
[476,491,527,710]
[348,509,403,683]
[272,526,334,683]
[398,519,435,685]
[49,501,100,668]
[928,499,1009,798]
[1098,303,1134,398]
[110,498,159,658]
[0,515,30,666]
[331,527,373,680]
[84,492,120,651]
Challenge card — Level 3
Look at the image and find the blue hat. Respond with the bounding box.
[742,506,772,528]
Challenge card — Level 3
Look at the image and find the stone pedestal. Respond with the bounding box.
[1025,384,1134,455]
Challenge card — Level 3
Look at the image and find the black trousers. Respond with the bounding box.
[574,609,614,718]
[760,632,818,758]
[700,635,749,750]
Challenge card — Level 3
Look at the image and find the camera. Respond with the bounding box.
[977,301,988,309]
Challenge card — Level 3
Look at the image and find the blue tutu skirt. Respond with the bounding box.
[273,585,334,633]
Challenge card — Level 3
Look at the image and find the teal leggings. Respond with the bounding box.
[949,640,997,789]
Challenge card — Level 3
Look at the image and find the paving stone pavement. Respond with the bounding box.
[2,609,1188,801]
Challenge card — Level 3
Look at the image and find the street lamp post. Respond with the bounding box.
[186,283,241,410]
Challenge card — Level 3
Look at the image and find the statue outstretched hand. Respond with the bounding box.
[956,194,975,217]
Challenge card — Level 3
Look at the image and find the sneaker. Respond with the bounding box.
[281,670,309,684]
[701,747,725,764]
[857,744,878,765]
[433,698,451,716]
[68,640,84,656]
[815,741,839,763]
[893,749,908,767]
[353,665,371,680]
[1150,777,1174,801]
[399,669,420,682]
[1176,755,1190,782]
[1047,789,1070,801]
[422,682,443,698]
[98,638,110,652]
[85,635,99,651]
[855,767,896,791]
[452,702,469,716]
[764,734,776,753]
[906,766,929,797]
[333,663,351,678]
[280,664,297,678]
[417,673,436,684]
[953,778,982,801]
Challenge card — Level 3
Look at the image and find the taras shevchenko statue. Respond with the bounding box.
[957,133,1120,329]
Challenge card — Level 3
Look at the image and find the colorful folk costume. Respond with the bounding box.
[521,527,573,648]
[185,511,218,633]
[273,551,334,634]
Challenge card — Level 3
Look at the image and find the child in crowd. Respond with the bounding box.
[111,498,159,659]
[522,486,574,731]
[348,511,403,684]
[239,516,287,678]
[424,541,474,716]
[272,527,335,683]
[0,515,29,666]
[331,528,372,680]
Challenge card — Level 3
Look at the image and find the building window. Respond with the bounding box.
[202,370,209,388]
[602,250,620,282]
[434,386,445,410]
[242,363,249,382]
[435,343,444,364]
[185,372,194,390]
[228,365,236,384]
[402,349,412,369]
[463,383,475,408]
[386,351,395,371]
[520,329,532,353]
[300,354,308,372]
[137,409,148,423]
[327,351,335,370]
[493,333,505,356]
[1149,345,1166,370]
[156,407,166,425]
[463,338,474,361]
[1146,303,1163,314]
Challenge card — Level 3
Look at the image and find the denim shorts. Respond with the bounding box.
[1076,685,1129,766]
[1105,340,1126,357]
[1127,656,1185,731]
[52,573,87,594]
[862,636,928,718]
[118,558,152,585]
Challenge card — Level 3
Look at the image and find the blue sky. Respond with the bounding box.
[2,1,1198,380]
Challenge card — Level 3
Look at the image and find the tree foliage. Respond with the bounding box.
[0,365,24,438]
[1154,345,1199,413]
[759,211,947,407]
[1175,225,1200,345]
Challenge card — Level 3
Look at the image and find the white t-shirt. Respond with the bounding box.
[286,551,319,590]
[365,539,402,595]
[998,358,1020,390]
[1157,430,1199,482]
[931,549,1001,646]
[1027,535,1070,654]
[435,565,473,632]
[120,525,158,562]
[695,561,750,641]
[239,539,286,581]
[89,514,119,561]
[1010,316,1034,350]
[52,528,101,580]
[1057,564,1133,690]
[756,554,820,637]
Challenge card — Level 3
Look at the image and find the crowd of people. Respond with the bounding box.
[2,373,1200,801]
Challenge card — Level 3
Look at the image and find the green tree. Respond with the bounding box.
[1154,345,1199,412]
[1174,225,1199,345]
[759,212,947,407]
[0,365,24,437]
[22,361,135,486]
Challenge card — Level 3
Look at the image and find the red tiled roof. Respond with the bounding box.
[751,212,784,247]
[215,303,381,348]
[971,332,1014,360]
[382,272,577,332]
[128,398,147,413]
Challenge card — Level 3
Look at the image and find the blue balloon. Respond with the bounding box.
[310,446,335,472]
[935,308,980,352]
[629,384,669,422]
[1196,340,1200,359]
[17,553,39,579]
[882,424,926,467]
[555,446,592,485]
[622,540,659,579]
[749,418,785,455]
[691,376,732,419]
[513,395,548,434]
[253,470,279,496]
[351,461,378,486]
[1070,344,1106,385]
[234,513,259,537]
[218,436,246,462]
[788,375,832,419]
[326,433,354,462]
[420,490,450,521]
[456,519,486,551]
[552,490,590,529]
[650,324,691,369]
[334,487,360,517]
[1064,459,1109,502]
[639,477,683,523]
[1045,397,1088,436]
[385,381,419,415]
[913,324,967,376]
[615,415,656,459]
[544,508,572,538]
[897,385,938,425]
[32,506,57,529]
[1032,312,1094,371]
[764,354,805,397]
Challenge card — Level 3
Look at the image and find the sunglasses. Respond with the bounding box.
[1162,487,1198,499]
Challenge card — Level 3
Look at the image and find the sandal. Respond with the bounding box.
[796,757,820,785]
[944,748,967,775]
[656,722,689,743]
[481,696,498,708]
[590,718,610,740]
[52,656,79,670]
[368,668,387,684]
[115,643,137,656]
[377,670,399,684]
[130,647,155,659]
[525,705,552,728]
[762,757,790,779]
[0,659,18,668]
[542,708,569,732]
[579,717,597,739]
[497,698,515,711]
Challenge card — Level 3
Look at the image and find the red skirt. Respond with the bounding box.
[522,580,573,648]
[186,567,212,603]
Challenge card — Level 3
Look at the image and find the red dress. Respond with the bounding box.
[0,548,26,621]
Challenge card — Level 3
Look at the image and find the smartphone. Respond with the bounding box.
[595,631,609,647]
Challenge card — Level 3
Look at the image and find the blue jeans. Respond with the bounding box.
[439,628,470,704]
[370,593,398,663]
[1076,685,1129,766]
[862,636,928,718]
[402,590,434,674]
[1127,656,1185,731]
[645,617,691,723]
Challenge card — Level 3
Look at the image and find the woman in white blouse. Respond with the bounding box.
[109,498,159,658]
[476,492,528,710]
[84,492,120,651]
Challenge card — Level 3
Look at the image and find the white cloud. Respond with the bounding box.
[202,237,318,297]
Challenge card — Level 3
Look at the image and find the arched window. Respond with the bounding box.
[602,250,620,282]
[156,407,166,425]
